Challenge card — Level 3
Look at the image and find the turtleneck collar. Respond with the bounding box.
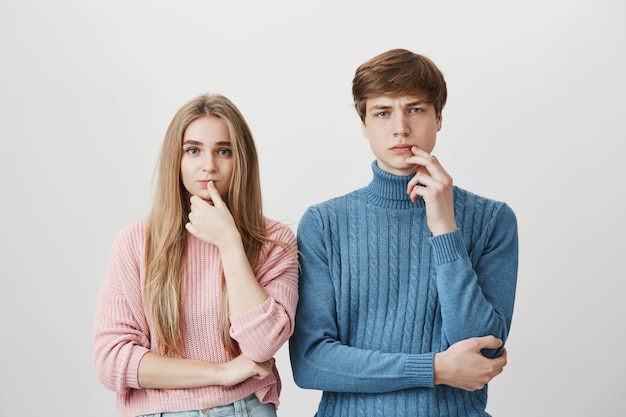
[365,160,426,210]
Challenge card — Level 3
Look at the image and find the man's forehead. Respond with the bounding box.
[366,94,430,108]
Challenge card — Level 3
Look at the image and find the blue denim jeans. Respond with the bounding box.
[140,394,277,417]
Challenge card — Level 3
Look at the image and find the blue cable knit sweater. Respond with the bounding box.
[289,161,518,417]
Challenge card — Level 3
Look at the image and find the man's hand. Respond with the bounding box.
[405,146,456,236]
[434,336,507,391]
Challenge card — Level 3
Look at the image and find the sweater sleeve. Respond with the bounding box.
[289,208,435,393]
[229,223,299,362]
[92,223,150,394]
[431,202,518,357]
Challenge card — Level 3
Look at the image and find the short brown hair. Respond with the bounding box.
[352,49,447,121]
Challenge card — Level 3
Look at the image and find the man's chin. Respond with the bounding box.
[378,161,417,176]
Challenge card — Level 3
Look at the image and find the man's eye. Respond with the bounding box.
[376,111,388,118]
[410,108,423,113]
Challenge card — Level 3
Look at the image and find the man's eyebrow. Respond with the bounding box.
[368,103,392,111]
[368,100,426,111]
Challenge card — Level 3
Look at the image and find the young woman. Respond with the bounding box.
[93,94,299,417]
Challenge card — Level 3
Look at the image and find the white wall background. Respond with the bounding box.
[1,0,624,415]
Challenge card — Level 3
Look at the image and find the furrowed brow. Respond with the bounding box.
[370,103,392,110]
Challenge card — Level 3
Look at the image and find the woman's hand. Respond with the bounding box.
[187,180,268,317]
[217,355,276,386]
[137,352,275,389]
[186,180,240,248]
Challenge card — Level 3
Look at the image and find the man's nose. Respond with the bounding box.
[392,113,410,137]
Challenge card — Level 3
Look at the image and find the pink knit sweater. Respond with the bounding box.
[93,218,299,417]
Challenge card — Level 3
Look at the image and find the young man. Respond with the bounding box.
[289,49,518,416]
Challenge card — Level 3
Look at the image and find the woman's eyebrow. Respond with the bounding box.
[182,139,203,146]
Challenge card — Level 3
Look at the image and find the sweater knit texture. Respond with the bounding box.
[93,218,299,417]
[289,161,518,417]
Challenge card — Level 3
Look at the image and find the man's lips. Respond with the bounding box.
[390,145,413,153]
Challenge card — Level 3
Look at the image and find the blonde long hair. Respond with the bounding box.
[144,94,270,357]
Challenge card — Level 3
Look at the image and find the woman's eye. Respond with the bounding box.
[185,147,199,155]
[218,148,232,156]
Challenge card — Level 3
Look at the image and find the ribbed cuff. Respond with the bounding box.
[127,347,150,389]
[404,352,435,388]
[430,229,465,265]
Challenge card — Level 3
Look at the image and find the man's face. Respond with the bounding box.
[362,94,442,176]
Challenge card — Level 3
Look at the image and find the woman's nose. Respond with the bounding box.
[203,156,217,172]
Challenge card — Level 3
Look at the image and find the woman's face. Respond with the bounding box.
[180,115,234,201]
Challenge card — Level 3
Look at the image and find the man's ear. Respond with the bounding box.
[361,121,369,139]
[436,112,443,131]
